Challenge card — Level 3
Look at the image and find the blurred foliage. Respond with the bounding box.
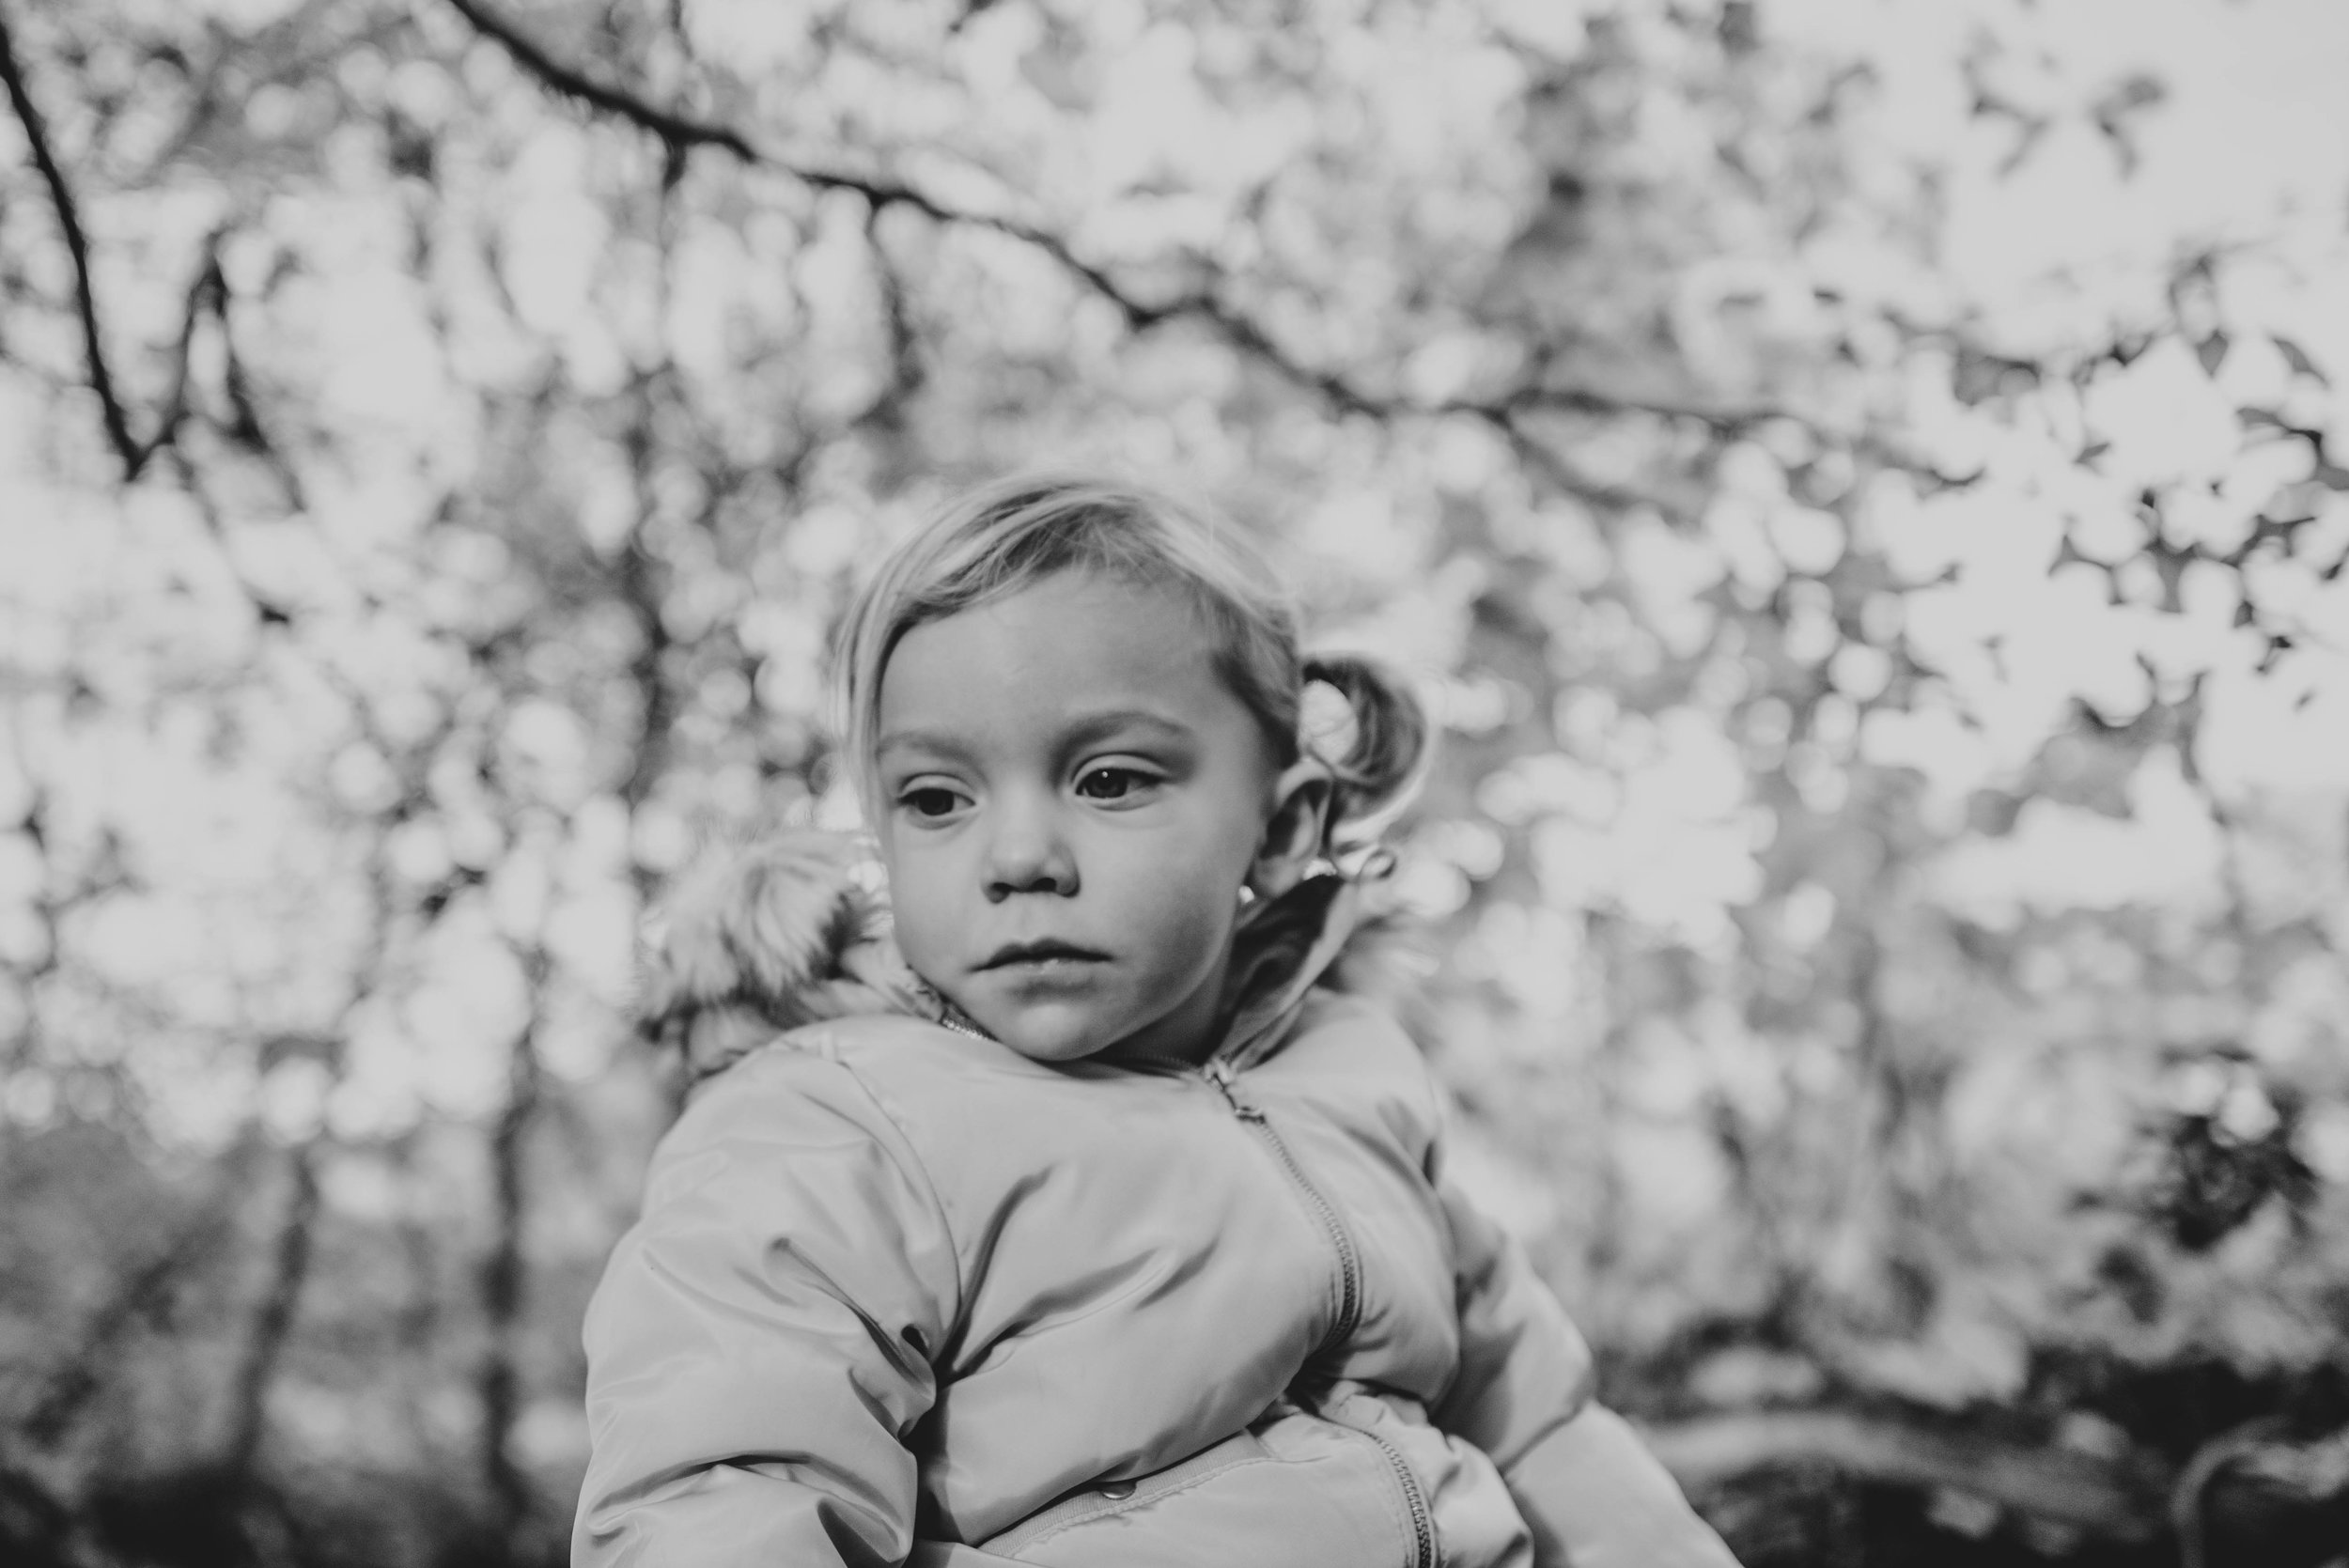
[3,0,2348,1563]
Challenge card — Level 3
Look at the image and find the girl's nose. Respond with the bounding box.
[982,796,1079,901]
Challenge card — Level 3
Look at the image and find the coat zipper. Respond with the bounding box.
[1203,1057,1361,1349]
[1201,1059,1436,1568]
[1360,1425,1438,1568]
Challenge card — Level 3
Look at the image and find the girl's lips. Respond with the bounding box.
[976,940,1111,970]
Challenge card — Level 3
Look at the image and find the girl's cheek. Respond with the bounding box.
[885,861,951,952]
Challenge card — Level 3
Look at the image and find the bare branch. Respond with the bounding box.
[164,450,304,628]
[478,948,553,1538]
[1648,1406,2168,1541]
[1466,382,1787,438]
[144,234,229,458]
[1480,404,1686,517]
[438,0,1403,418]
[21,1199,238,1443]
[221,1142,319,1472]
[195,749,412,1476]
[0,5,138,474]
[443,0,754,162]
[439,0,1960,493]
[0,12,231,484]
[849,203,926,435]
[616,369,676,815]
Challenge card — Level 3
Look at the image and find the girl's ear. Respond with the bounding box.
[1249,758,1332,900]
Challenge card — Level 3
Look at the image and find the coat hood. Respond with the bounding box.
[639,830,1419,1083]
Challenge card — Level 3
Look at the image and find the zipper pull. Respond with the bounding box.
[1203,1058,1264,1120]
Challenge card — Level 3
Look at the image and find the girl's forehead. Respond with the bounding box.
[897,568,1206,674]
[877,569,1245,741]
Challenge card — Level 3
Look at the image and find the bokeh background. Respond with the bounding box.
[5,0,2349,1563]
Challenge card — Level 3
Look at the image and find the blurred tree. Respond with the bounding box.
[2,0,2346,1563]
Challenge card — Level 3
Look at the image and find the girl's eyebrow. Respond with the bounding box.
[874,728,976,764]
[875,709,1195,766]
[1056,708,1195,748]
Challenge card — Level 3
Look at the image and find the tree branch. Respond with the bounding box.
[208,786,406,1477]
[440,0,1955,489]
[1464,382,1786,439]
[221,1141,319,1472]
[1647,1407,2169,1541]
[0,5,138,474]
[146,234,229,458]
[616,369,676,815]
[1482,404,1687,517]
[0,12,229,485]
[478,948,552,1540]
[443,0,754,161]
[848,202,926,436]
[21,1198,238,1444]
[440,0,1452,425]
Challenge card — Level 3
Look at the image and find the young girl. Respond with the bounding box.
[574,474,1741,1568]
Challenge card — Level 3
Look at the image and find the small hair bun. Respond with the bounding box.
[1299,651,1431,853]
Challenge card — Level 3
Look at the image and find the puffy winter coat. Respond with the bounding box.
[575,857,1739,1568]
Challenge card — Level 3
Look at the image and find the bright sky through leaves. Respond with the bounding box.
[3,1,2348,1554]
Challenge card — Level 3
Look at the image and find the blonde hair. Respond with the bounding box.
[831,473,1429,859]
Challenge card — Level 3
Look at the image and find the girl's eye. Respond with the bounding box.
[899,785,966,819]
[1075,767,1154,801]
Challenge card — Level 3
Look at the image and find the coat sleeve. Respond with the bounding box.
[1430,1165,1742,1568]
[573,1044,961,1568]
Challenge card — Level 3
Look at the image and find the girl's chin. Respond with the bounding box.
[951,983,1211,1066]
[964,1001,1125,1063]
[998,1017,1210,1070]
[1003,1036,1113,1064]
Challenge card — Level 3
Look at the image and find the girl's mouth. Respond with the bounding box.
[977,939,1111,970]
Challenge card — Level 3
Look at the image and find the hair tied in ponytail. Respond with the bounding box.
[1298,651,1431,866]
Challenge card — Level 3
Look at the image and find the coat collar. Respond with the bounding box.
[1210,871,1370,1070]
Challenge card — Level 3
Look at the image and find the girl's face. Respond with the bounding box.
[873,568,1308,1066]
